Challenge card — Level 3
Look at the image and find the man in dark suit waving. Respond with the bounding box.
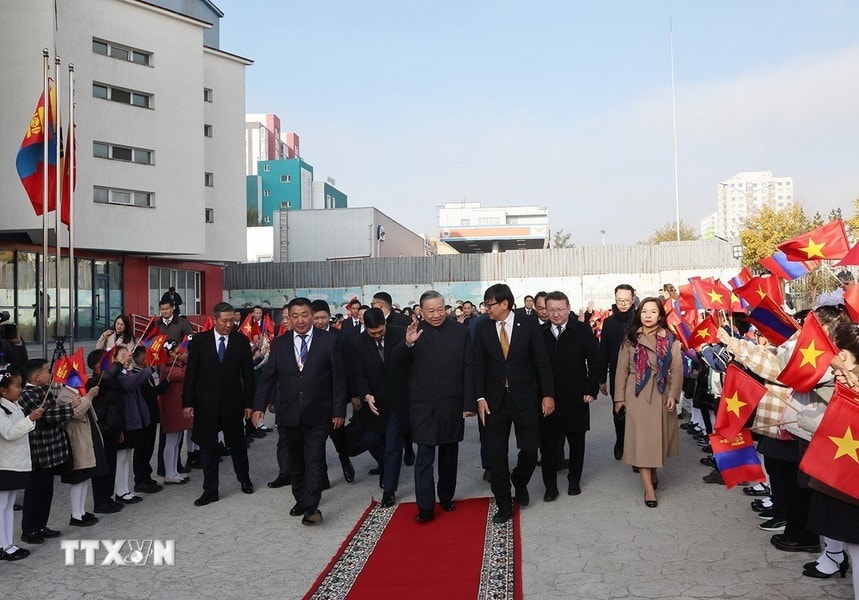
[182,302,255,507]
[252,297,347,526]
[473,284,554,524]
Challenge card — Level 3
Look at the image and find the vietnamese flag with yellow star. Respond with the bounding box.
[714,364,767,441]
[689,314,719,348]
[689,277,732,311]
[799,383,859,501]
[733,275,784,310]
[776,311,838,393]
[239,313,260,340]
[777,219,850,262]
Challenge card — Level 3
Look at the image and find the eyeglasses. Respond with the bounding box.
[547,308,568,314]
[484,301,501,308]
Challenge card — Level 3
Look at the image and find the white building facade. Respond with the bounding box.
[713,171,794,239]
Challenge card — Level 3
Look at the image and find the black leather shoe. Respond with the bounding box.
[93,501,122,514]
[644,494,658,508]
[82,512,98,523]
[369,467,381,476]
[483,469,491,482]
[515,486,530,507]
[193,492,219,507]
[381,491,396,508]
[302,509,323,526]
[289,503,307,517]
[37,527,61,538]
[0,547,30,560]
[340,456,355,483]
[632,466,640,473]
[116,494,143,504]
[240,480,254,494]
[770,534,821,553]
[440,500,455,512]
[403,446,416,466]
[415,508,434,523]
[613,442,623,460]
[492,509,513,524]
[20,532,45,544]
[568,483,581,496]
[703,470,724,484]
[69,515,97,527]
[134,480,163,494]
[250,429,266,439]
[700,456,716,468]
[267,474,291,488]
[544,489,559,502]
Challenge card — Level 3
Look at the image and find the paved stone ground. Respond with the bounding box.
[3,392,853,599]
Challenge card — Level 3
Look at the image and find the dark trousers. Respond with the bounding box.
[382,412,403,492]
[133,422,158,484]
[769,456,816,544]
[414,442,458,510]
[540,429,586,492]
[486,391,539,511]
[478,419,491,469]
[286,422,330,511]
[763,454,786,520]
[22,467,55,533]
[93,433,119,505]
[275,426,290,476]
[613,402,625,448]
[200,442,250,495]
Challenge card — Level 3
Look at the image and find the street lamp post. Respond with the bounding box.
[600,229,606,246]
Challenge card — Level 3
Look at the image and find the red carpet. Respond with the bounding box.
[304,497,522,600]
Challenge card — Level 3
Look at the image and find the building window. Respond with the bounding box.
[280,202,292,208]
[92,38,152,66]
[148,267,200,315]
[263,216,271,224]
[93,185,154,208]
[280,175,291,183]
[263,164,271,172]
[205,208,214,223]
[204,124,213,138]
[203,88,213,102]
[204,172,214,187]
[263,190,270,197]
[93,82,152,108]
[92,141,153,165]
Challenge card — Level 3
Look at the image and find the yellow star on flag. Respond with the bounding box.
[755,286,766,299]
[707,289,724,305]
[799,237,826,259]
[798,340,825,369]
[724,392,747,418]
[828,426,859,463]
[695,327,710,340]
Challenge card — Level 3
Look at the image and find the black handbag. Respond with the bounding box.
[342,415,369,457]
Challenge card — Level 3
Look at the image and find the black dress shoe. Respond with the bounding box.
[340,456,355,483]
[37,527,61,538]
[700,456,716,468]
[613,443,623,460]
[483,469,491,482]
[116,494,143,504]
[134,480,163,494]
[544,489,559,502]
[644,494,658,508]
[267,474,292,488]
[240,480,254,494]
[515,486,530,507]
[369,467,381,476]
[82,512,98,523]
[250,429,266,439]
[440,500,455,512]
[567,483,581,496]
[69,515,97,527]
[632,466,640,473]
[770,534,821,553]
[492,509,513,524]
[415,508,434,523]
[0,547,30,560]
[302,509,323,526]
[381,491,396,508]
[193,492,219,507]
[403,446,416,466]
[20,532,45,544]
[93,501,122,514]
[289,503,307,517]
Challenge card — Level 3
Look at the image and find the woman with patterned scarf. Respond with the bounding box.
[613,298,683,508]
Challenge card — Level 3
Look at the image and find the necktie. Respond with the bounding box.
[499,321,510,359]
[377,340,385,362]
[298,334,309,366]
[554,325,562,339]
[218,336,226,363]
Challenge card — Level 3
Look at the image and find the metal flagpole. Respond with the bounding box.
[670,18,681,242]
[41,49,50,360]
[67,64,75,351]
[54,55,62,340]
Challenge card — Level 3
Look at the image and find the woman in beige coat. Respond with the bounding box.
[613,297,682,508]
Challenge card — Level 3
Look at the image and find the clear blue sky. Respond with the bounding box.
[216,1,859,244]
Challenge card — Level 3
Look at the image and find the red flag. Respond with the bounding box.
[55,348,88,394]
[708,429,766,489]
[844,285,859,323]
[60,124,76,227]
[261,314,275,340]
[777,312,838,394]
[734,275,784,310]
[99,346,117,373]
[799,383,859,501]
[778,220,850,261]
[665,304,692,349]
[835,243,859,267]
[203,316,216,331]
[52,355,70,384]
[714,364,767,440]
[239,313,260,340]
[690,315,719,348]
[15,84,58,216]
[137,317,160,347]
[678,283,701,313]
[689,278,732,311]
[746,296,800,346]
[146,334,169,366]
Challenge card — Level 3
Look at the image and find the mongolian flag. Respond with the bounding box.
[759,250,817,281]
[239,313,260,340]
[689,278,732,311]
[746,296,800,345]
[99,346,117,373]
[799,383,859,501]
[15,84,58,216]
[261,314,275,340]
[665,304,692,349]
[778,220,850,262]
[146,334,169,366]
[777,312,838,394]
[690,315,719,348]
[714,364,767,441]
[137,317,160,348]
[734,275,784,310]
[176,335,191,355]
[708,429,766,489]
[844,285,859,323]
[55,348,89,394]
[730,267,753,290]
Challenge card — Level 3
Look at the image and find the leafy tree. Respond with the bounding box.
[845,198,859,237]
[552,229,574,249]
[738,204,809,269]
[246,207,260,227]
[642,220,698,244]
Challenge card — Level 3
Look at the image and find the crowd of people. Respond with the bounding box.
[0,279,855,599]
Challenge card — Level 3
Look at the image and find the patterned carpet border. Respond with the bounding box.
[478,498,520,600]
